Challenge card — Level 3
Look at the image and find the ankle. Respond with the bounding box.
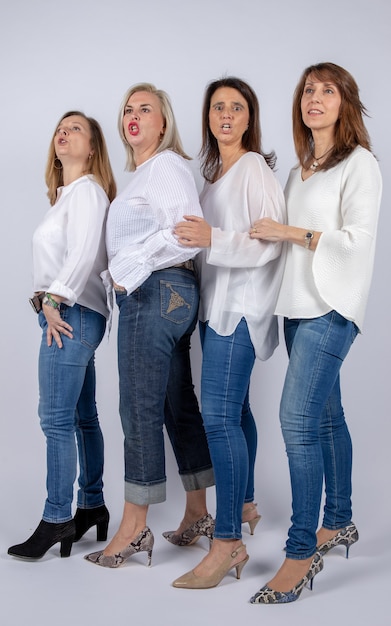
[242,503,259,520]
[317,527,340,544]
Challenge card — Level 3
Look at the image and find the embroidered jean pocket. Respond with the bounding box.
[160,280,196,324]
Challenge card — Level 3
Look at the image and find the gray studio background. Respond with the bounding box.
[1,2,390,626]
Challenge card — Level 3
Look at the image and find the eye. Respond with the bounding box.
[325,88,334,94]
[71,125,81,131]
[141,107,150,113]
[233,105,243,112]
[304,87,314,94]
[124,107,132,115]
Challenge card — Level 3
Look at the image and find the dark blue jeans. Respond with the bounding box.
[116,267,213,505]
[281,311,359,559]
[38,304,106,522]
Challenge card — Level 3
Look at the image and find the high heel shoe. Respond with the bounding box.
[162,513,214,547]
[317,522,359,558]
[172,544,249,589]
[250,551,323,604]
[73,505,110,542]
[8,519,76,560]
[84,527,154,568]
[242,503,261,535]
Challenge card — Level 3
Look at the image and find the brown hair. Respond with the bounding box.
[45,111,117,205]
[200,76,276,183]
[292,62,372,171]
[118,83,190,171]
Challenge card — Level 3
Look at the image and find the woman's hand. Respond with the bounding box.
[249,217,287,242]
[43,304,73,348]
[174,215,211,248]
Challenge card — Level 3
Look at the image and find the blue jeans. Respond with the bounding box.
[200,318,256,539]
[38,304,106,523]
[116,267,214,506]
[281,311,359,559]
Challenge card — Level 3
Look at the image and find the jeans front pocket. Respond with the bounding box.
[160,279,196,324]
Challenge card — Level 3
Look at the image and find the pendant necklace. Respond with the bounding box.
[310,146,334,171]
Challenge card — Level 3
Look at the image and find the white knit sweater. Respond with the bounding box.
[276,146,382,331]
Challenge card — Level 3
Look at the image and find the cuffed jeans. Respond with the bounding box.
[281,311,359,559]
[116,267,213,506]
[38,304,106,523]
[200,318,256,539]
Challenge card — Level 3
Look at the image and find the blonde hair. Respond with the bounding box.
[117,83,190,171]
[45,111,117,205]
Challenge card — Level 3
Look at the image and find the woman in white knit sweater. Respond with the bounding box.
[249,62,382,603]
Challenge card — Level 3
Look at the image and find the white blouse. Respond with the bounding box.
[32,175,109,319]
[106,150,203,294]
[197,152,286,361]
[276,146,382,331]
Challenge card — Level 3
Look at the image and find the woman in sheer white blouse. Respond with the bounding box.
[173,77,286,589]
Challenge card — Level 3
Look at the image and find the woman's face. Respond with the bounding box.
[208,87,250,149]
[54,115,93,165]
[300,74,342,134]
[123,91,165,160]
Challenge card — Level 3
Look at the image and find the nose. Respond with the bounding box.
[59,128,68,136]
[130,112,139,120]
[311,90,321,102]
[222,108,232,118]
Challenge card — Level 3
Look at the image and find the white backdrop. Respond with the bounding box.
[1,1,390,625]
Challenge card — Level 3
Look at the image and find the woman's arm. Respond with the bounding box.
[249,217,321,251]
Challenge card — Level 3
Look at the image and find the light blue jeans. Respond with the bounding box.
[281,311,359,559]
[38,304,106,523]
[200,318,257,539]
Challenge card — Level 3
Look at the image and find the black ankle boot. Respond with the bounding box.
[8,519,76,559]
[73,505,110,542]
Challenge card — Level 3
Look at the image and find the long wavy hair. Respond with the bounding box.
[45,111,116,205]
[292,62,372,171]
[118,83,190,171]
[200,76,276,183]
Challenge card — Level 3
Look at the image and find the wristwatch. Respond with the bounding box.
[304,231,314,249]
[42,293,60,309]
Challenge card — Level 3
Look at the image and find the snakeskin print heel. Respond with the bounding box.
[250,551,324,604]
[318,523,359,558]
[84,527,154,568]
[162,513,214,547]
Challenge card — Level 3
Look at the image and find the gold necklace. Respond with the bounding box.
[310,146,334,171]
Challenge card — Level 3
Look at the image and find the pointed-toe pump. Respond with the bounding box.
[242,503,261,535]
[8,519,76,560]
[250,551,324,604]
[172,543,249,589]
[162,513,214,547]
[317,523,359,558]
[84,527,154,568]
[73,505,110,542]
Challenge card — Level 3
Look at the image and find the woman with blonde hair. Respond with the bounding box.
[8,111,116,559]
[85,84,214,569]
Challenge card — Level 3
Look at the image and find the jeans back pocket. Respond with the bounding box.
[160,280,196,324]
